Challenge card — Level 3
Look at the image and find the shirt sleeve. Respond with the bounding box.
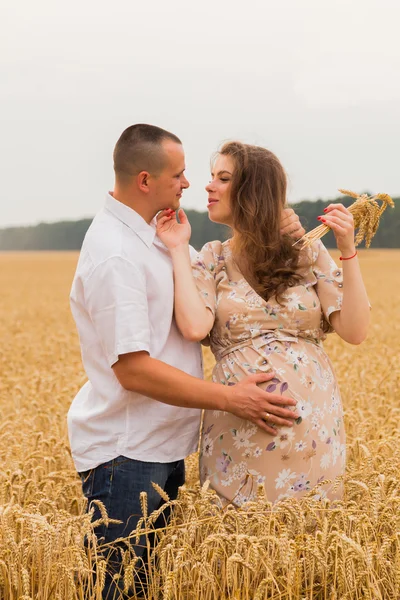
[84,256,150,367]
[191,241,221,316]
[312,240,344,334]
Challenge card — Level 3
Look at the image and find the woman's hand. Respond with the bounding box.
[157,208,191,250]
[318,203,356,256]
[280,208,305,239]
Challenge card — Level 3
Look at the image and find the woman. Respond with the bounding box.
[157,141,370,505]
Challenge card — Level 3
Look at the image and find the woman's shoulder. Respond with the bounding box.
[198,239,225,257]
[192,240,227,275]
[296,240,329,283]
[299,239,328,266]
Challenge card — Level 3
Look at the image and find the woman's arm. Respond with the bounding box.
[318,204,370,345]
[170,242,214,341]
[157,209,214,341]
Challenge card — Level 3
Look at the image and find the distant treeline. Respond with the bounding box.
[1,195,399,251]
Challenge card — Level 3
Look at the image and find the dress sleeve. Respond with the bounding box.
[191,241,222,316]
[312,240,344,334]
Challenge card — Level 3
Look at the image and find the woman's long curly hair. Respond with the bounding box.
[219,141,306,303]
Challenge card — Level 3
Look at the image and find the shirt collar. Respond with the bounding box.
[104,193,156,248]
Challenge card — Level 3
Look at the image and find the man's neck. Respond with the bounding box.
[110,189,156,224]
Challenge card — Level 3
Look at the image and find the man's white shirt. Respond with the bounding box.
[68,193,203,472]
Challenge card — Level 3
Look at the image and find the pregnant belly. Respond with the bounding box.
[200,340,346,505]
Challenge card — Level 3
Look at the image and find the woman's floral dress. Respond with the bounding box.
[192,239,346,506]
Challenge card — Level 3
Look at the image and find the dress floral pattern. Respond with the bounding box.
[193,239,346,506]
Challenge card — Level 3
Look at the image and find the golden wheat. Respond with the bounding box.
[0,250,399,599]
[294,191,394,249]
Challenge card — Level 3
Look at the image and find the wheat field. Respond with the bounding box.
[0,250,399,599]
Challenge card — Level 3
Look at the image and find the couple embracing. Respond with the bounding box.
[68,124,370,597]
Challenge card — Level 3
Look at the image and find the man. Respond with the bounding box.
[68,124,304,598]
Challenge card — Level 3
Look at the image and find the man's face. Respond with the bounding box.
[152,141,190,211]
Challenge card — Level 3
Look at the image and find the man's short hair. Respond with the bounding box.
[113,124,182,181]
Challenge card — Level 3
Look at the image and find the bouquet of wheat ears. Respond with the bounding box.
[293,190,394,249]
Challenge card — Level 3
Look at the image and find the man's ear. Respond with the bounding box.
[137,171,151,193]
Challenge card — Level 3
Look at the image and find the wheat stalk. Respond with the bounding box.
[293,190,394,249]
[1,251,400,599]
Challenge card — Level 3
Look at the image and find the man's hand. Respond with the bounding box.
[280,208,305,239]
[113,354,298,436]
[226,372,299,435]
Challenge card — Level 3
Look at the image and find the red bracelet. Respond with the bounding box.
[339,251,358,261]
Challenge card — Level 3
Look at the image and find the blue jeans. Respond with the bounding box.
[80,455,185,599]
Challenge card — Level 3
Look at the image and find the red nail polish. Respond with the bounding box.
[321,218,326,223]
[317,216,322,221]
[323,208,328,213]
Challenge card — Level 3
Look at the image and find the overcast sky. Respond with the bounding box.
[2,0,399,228]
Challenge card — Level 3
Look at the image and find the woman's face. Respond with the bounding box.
[205,154,234,226]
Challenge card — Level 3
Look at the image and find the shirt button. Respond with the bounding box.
[221,266,226,271]
[338,283,343,288]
